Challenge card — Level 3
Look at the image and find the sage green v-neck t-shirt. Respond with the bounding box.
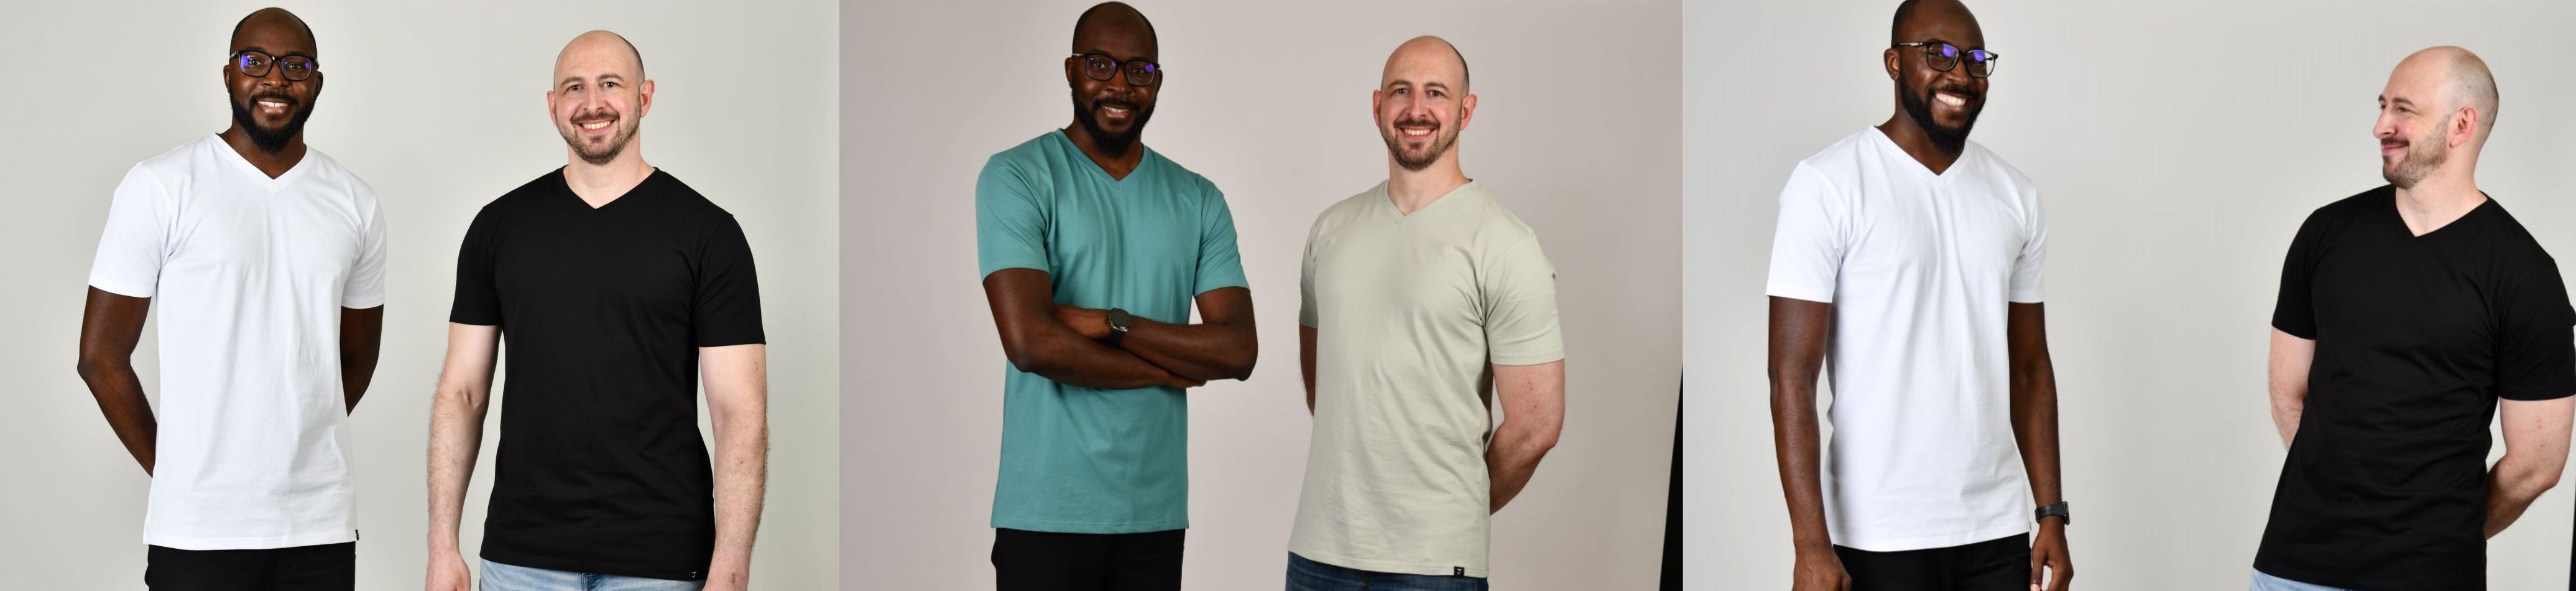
[975,130,1247,533]
[1291,181,1564,577]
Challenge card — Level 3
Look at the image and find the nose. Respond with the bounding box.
[2371,109,2397,139]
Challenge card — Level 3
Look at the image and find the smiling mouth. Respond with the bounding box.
[575,118,616,133]
[1934,92,1972,108]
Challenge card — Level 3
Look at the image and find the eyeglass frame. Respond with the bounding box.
[1068,52,1162,86]
[228,50,320,81]
[1891,41,1998,78]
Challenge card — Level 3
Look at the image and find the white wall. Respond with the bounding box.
[842,1,1681,589]
[1684,0,2576,588]
[0,1,839,588]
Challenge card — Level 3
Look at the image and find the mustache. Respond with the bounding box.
[1925,83,1980,101]
[1393,116,1440,129]
[243,91,298,108]
[1091,96,1140,111]
[570,110,619,124]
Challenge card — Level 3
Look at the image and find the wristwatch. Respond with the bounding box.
[1104,307,1133,347]
[2034,501,2071,525]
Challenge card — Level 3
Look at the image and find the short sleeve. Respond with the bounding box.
[1298,216,1321,328]
[976,157,1053,279]
[2271,212,2324,340]
[341,194,389,309]
[1764,164,1846,304]
[88,166,172,298]
[448,207,503,326]
[692,217,767,347]
[1192,182,1250,295]
[1484,233,1564,366]
[2494,258,2576,401]
[2006,185,2047,303]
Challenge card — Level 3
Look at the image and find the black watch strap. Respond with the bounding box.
[1104,307,1132,347]
[2034,501,2070,525]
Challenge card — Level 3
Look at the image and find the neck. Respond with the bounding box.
[2392,166,2484,236]
[1063,124,1144,180]
[564,149,654,208]
[1876,114,1963,174]
[1385,154,1470,215]
[216,126,306,179]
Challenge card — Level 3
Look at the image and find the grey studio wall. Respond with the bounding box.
[0,1,839,588]
[1684,0,2576,589]
[841,0,1681,589]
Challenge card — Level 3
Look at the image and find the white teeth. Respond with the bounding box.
[581,121,611,129]
[258,100,287,107]
[1936,94,1967,107]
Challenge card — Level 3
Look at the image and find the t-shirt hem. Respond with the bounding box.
[341,296,385,309]
[2252,557,2418,591]
[1829,523,2028,553]
[481,550,708,581]
[990,516,1189,534]
[2498,383,2576,401]
[1491,352,1564,366]
[144,530,356,551]
[1765,283,1832,304]
[89,279,155,299]
[978,263,1050,281]
[2006,292,2044,304]
[1193,280,1252,296]
[1289,547,1487,579]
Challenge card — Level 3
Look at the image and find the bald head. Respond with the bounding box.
[1071,2,1157,54]
[231,7,316,55]
[1384,35,1470,95]
[1890,0,1978,44]
[556,30,645,86]
[2396,46,2498,137]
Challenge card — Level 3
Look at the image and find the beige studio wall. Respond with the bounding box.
[1684,0,2576,589]
[841,0,1682,589]
[0,0,839,588]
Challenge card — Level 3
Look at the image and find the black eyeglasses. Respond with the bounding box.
[1070,52,1161,86]
[229,50,318,81]
[1893,41,1998,78]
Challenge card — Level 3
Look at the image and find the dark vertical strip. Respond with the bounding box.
[1662,376,1682,590]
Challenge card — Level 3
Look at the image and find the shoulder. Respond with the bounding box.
[1793,129,1879,177]
[2480,200,2559,267]
[1145,147,1222,197]
[1964,141,2039,195]
[983,132,1064,174]
[299,148,381,207]
[2303,185,2392,229]
[649,170,737,218]
[1453,183,1540,237]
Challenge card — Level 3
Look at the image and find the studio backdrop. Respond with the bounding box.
[842,0,1681,589]
[0,1,840,588]
[1683,0,2576,588]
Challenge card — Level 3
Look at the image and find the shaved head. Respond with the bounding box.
[2399,46,2498,137]
[1071,2,1156,54]
[231,7,316,54]
[556,30,645,83]
[1891,0,1976,44]
[1385,35,1470,95]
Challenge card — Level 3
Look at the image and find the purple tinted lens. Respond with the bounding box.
[1971,50,1993,63]
[1940,44,1957,58]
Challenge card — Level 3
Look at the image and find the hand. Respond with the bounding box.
[1053,304,1110,341]
[2029,521,2072,591]
[1790,546,1850,591]
[425,552,471,591]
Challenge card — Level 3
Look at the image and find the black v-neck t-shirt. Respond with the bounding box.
[2256,185,2574,590]
[451,168,765,580]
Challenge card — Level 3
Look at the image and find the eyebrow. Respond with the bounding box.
[559,73,627,87]
[233,45,315,59]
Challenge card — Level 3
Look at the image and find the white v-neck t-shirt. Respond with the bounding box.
[1763,128,2046,552]
[88,134,386,550]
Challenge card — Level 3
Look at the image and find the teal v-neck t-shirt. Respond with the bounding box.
[975,130,1248,533]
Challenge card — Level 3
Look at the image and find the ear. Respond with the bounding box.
[1372,88,1385,126]
[1457,93,1478,131]
[637,78,656,118]
[1065,56,1082,88]
[1885,47,1903,80]
[2450,106,2478,147]
[545,89,558,121]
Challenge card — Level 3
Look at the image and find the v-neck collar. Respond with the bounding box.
[560,167,663,212]
[2387,188,2495,240]
[1866,126,1971,180]
[1053,129,1151,185]
[1378,180,1479,223]
[211,133,313,190]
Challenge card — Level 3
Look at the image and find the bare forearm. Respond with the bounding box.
[77,361,158,475]
[1019,335,1194,389]
[1770,383,1832,552]
[709,411,767,580]
[2269,394,2303,449]
[1486,422,1554,512]
[2485,454,2560,537]
[2010,378,2065,506]
[1119,316,1256,381]
[426,384,486,556]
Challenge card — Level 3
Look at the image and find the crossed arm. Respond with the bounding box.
[981,268,1256,389]
[77,287,382,475]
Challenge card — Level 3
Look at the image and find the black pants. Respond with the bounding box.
[145,542,355,591]
[1835,534,2027,591]
[992,528,1183,591]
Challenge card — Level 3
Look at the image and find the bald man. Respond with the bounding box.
[428,30,769,591]
[975,2,1256,589]
[1288,37,1563,590]
[2250,47,2574,591]
[77,7,383,590]
[1765,1,2073,590]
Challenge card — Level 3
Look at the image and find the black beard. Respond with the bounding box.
[1900,85,1978,152]
[1071,95,1152,158]
[229,94,316,155]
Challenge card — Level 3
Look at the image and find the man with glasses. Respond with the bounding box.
[2250,47,2574,591]
[1288,36,1563,591]
[78,7,385,590]
[974,2,1256,589]
[427,30,769,591]
[1765,1,2072,590]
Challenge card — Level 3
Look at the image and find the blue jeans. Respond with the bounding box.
[480,559,706,591]
[2250,569,2360,591]
[1286,553,1488,591]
